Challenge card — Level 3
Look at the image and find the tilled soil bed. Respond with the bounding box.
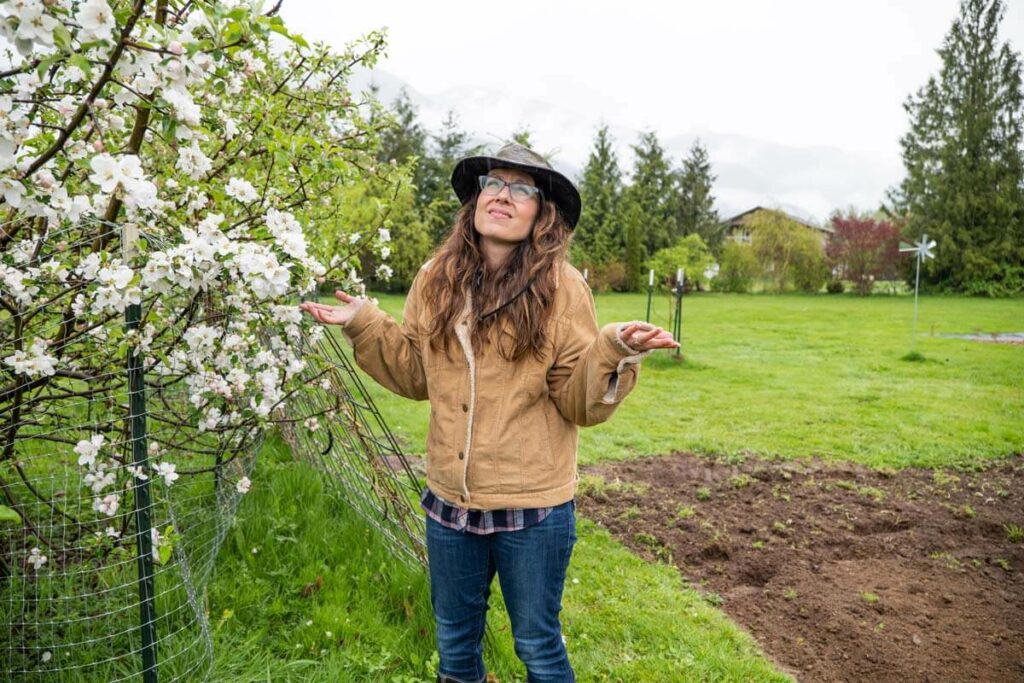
[578,452,1024,683]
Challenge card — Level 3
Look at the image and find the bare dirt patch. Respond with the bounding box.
[578,452,1024,683]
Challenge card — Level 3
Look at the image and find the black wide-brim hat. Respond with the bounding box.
[451,143,582,228]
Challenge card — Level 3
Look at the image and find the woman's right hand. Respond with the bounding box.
[298,290,366,327]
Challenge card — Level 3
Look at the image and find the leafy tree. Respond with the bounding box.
[790,231,830,293]
[749,210,826,292]
[887,0,1024,295]
[826,213,902,295]
[715,243,761,293]
[646,235,716,292]
[620,131,676,255]
[573,124,622,267]
[672,140,723,252]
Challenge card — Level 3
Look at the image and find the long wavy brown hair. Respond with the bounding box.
[421,191,573,362]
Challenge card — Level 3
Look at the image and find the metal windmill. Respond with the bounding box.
[899,233,937,350]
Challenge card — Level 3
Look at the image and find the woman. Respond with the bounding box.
[299,143,678,683]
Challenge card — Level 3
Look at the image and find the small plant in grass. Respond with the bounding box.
[959,504,976,519]
[857,485,886,502]
[619,506,642,521]
[696,487,712,501]
[933,470,960,487]
[901,351,926,362]
[861,591,880,604]
[783,587,798,601]
[1004,524,1023,543]
[634,532,660,548]
[929,551,962,571]
[729,473,755,489]
[676,505,696,521]
[576,474,609,498]
[994,558,1012,572]
[996,489,1010,499]
[752,540,765,550]
[703,592,724,606]
[771,520,790,535]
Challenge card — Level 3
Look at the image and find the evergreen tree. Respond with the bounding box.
[620,131,676,255]
[573,124,622,266]
[673,140,723,252]
[377,88,426,168]
[621,200,647,291]
[420,110,482,244]
[888,0,1024,295]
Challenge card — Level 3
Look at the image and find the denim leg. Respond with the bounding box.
[426,516,495,683]
[494,501,578,683]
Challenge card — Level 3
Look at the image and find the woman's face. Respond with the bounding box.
[473,167,540,250]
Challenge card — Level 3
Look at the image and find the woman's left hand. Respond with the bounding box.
[620,322,680,352]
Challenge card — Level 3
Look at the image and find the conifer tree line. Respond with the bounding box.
[372,0,1022,296]
[372,89,722,293]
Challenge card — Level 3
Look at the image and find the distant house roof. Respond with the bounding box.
[722,206,833,234]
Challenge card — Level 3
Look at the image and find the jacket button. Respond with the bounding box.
[462,404,468,412]
[458,451,464,460]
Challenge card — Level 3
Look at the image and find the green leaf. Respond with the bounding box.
[0,505,21,524]
[70,54,92,75]
[53,24,72,51]
[157,541,173,566]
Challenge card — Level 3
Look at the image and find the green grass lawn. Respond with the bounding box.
[209,292,1022,681]
[365,291,1024,469]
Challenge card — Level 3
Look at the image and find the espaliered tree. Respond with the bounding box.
[888,0,1024,295]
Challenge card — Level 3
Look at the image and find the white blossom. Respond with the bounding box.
[236,476,251,494]
[74,434,105,468]
[75,0,116,43]
[226,177,258,203]
[93,493,120,517]
[154,461,179,486]
[4,338,57,377]
[27,547,47,571]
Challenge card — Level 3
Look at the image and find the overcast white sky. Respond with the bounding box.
[278,0,1023,216]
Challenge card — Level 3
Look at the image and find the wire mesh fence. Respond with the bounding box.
[1,218,424,681]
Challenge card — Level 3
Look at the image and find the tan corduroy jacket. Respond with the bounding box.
[342,260,647,509]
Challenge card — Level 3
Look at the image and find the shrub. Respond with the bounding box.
[826,279,845,294]
[586,260,630,292]
[715,242,761,293]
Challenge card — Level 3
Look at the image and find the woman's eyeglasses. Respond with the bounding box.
[478,175,542,203]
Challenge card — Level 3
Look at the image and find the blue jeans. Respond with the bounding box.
[426,500,578,683]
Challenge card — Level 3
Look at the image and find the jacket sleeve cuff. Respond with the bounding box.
[597,323,650,404]
[612,321,652,371]
[341,298,386,346]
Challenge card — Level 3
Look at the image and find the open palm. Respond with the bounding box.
[298,291,364,327]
